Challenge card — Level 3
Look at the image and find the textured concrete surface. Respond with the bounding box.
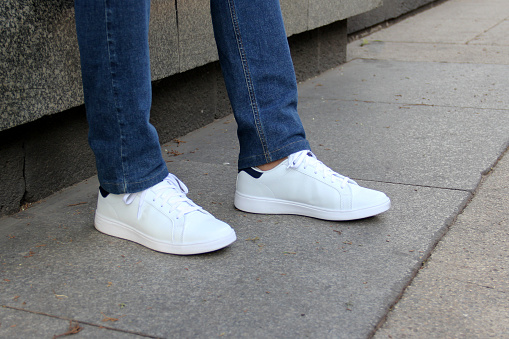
[348,0,509,62]
[0,1,82,131]
[0,137,24,215]
[2,0,509,337]
[308,0,382,29]
[348,0,442,34]
[0,0,178,131]
[148,0,179,79]
[177,0,217,73]
[348,0,509,336]
[280,0,309,36]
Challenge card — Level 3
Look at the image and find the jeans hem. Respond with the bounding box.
[237,139,311,169]
[100,166,169,194]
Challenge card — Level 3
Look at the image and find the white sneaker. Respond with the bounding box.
[94,174,236,255]
[234,150,390,221]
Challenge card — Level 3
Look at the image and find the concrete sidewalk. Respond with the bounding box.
[1,0,508,337]
[348,0,509,337]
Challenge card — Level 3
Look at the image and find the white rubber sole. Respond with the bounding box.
[94,213,236,255]
[234,192,391,221]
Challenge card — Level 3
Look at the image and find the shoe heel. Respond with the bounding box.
[234,192,282,214]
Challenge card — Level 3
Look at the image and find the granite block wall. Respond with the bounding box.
[0,0,381,132]
[0,0,381,216]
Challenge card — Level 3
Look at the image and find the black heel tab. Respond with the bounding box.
[99,186,110,198]
[239,167,263,179]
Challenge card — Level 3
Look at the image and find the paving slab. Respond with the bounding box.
[356,0,509,45]
[348,0,509,65]
[374,149,509,339]
[171,65,509,192]
[0,307,144,338]
[1,160,468,338]
[348,41,509,65]
[300,59,509,110]
[299,99,509,191]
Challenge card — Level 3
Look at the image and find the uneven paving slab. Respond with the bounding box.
[374,150,509,339]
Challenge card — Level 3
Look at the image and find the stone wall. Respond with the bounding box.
[1,0,381,132]
[0,0,385,216]
[348,0,444,34]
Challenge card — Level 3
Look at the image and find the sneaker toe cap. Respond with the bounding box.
[182,212,235,244]
[351,185,391,211]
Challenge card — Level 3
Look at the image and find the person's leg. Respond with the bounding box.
[75,0,235,254]
[210,0,390,220]
[210,0,310,169]
[75,0,167,194]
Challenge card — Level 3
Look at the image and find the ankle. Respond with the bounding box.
[257,157,287,171]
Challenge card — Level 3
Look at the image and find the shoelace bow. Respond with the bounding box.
[288,150,353,189]
[123,174,202,220]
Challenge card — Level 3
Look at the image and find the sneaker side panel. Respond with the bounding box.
[236,166,347,210]
[235,164,390,220]
[95,191,236,254]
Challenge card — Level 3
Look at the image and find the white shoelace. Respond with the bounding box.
[287,150,353,189]
[123,174,202,220]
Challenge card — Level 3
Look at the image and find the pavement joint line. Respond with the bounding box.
[466,17,509,45]
[352,41,476,46]
[370,203,471,338]
[346,56,509,66]
[479,141,509,177]
[301,97,509,112]
[372,146,509,337]
[349,178,475,194]
[351,38,509,46]
[1,305,160,339]
[166,159,481,194]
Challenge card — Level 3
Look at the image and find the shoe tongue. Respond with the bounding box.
[173,179,186,193]
[161,174,188,194]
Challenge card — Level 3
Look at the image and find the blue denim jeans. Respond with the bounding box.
[75,0,310,194]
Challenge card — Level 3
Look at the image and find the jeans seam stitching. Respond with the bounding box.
[104,0,128,191]
[227,0,270,163]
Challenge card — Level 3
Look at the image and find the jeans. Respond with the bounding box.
[75,0,310,194]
